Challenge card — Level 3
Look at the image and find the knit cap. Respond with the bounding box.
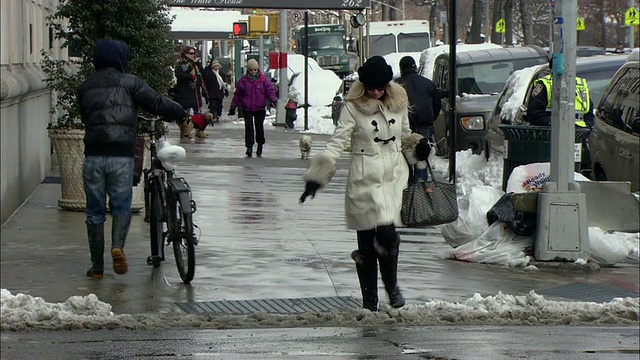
[247,59,259,70]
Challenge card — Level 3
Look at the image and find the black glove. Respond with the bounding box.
[269,101,277,109]
[205,97,210,105]
[415,138,431,161]
[228,108,236,116]
[299,181,321,203]
[224,89,230,97]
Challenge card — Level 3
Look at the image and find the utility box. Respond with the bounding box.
[534,192,589,261]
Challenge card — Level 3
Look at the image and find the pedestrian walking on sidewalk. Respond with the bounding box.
[228,59,277,158]
[78,39,187,279]
[299,56,413,311]
[173,45,207,137]
[203,60,229,120]
[395,56,441,183]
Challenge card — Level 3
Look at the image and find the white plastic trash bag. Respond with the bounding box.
[453,221,534,267]
[506,162,590,193]
[442,185,504,248]
[588,227,633,266]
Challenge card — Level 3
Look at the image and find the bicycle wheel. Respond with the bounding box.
[172,198,195,283]
[147,179,164,268]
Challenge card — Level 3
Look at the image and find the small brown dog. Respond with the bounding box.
[196,112,215,138]
[179,118,194,139]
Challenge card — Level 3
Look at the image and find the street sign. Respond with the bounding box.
[625,7,639,26]
[496,18,506,34]
[576,17,585,31]
[291,11,302,24]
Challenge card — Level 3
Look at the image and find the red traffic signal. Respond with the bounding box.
[233,22,248,36]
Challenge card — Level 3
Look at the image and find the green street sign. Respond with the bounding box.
[625,7,639,26]
[495,18,506,34]
[576,17,585,31]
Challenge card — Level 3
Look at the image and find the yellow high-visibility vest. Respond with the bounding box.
[536,75,590,127]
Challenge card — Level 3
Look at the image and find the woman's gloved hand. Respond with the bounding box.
[415,138,431,161]
[228,107,236,116]
[299,181,321,203]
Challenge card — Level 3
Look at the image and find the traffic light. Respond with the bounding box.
[233,22,248,36]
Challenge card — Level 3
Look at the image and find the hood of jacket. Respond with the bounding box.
[94,39,130,71]
[345,81,408,116]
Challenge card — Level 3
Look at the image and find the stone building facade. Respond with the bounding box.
[1,0,63,224]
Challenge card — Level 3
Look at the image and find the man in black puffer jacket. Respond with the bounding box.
[78,38,187,279]
[396,56,441,183]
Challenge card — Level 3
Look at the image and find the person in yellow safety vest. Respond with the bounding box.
[524,74,594,128]
[524,72,595,171]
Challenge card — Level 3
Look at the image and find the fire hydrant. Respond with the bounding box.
[285,100,298,129]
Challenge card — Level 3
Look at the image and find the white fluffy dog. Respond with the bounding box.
[299,135,312,160]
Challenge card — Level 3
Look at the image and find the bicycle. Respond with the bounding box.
[139,114,198,283]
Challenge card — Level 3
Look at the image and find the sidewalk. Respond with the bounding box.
[1,121,638,315]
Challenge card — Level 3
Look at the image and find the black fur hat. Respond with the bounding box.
[358,56,393,88]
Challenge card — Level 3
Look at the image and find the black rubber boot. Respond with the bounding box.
[86,223,105,279]
[111,215,131,275]
[352,250,379,311]
[354,229,379,311]
[256,144,263,158]
[246,146,253,157]
[377,227,405,308]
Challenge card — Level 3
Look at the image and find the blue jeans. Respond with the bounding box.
[83,156,133,224]
[408,127,432,184]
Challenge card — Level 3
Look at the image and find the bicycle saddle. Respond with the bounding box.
[157,143,186,170]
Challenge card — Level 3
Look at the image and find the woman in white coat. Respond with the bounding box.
[300,56,412,311]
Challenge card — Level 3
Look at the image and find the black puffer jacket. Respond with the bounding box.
[78,39,186,157]
[395,70,441,130]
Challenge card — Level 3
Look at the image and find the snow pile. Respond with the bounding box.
[2,289,637,331]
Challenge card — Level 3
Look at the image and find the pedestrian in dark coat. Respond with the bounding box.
[395,56,441,183]
[203,60,229,119]
[228,59,277,158]
[173,46,207,114]
[78,39,187,279]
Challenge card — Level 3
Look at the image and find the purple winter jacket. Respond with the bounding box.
[230,71,277,112]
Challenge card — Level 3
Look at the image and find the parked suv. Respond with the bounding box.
[589,49,640,192]
[487,54,628,158]
[431,45,548,156]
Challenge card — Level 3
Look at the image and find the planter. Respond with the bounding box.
[48,129,147,212]
[48,129,86,211]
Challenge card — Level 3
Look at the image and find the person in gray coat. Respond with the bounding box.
[78,39,187,279]
[300,56,416,311]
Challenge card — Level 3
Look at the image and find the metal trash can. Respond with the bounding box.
[499,125,590,191]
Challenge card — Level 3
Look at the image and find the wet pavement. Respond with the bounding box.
[1,119,638,316]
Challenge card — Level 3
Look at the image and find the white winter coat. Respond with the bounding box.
[304,81,411,230]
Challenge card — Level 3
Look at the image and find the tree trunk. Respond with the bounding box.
[469,0,484,43]
[519,0,534,45]
[430,1,438,46]
[491,0,505,44]
[600,0,606,47]
[504,0,513,45]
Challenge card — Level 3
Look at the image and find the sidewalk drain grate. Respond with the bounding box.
[176,296,361,315]
[41,176,61,184]
[537,283,639,303]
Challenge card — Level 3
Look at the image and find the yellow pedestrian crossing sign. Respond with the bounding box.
[625,7,639,26]
[576,17,585,31]
[496,18,506,34]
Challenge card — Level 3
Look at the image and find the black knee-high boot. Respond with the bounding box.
[353,230,378,311]
[376,225,405,308]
